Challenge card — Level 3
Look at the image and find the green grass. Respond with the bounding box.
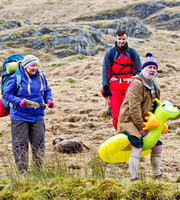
[0,174,179,199]
[0,153,179,200]
[67,77,77,83]
[102,109,112,119]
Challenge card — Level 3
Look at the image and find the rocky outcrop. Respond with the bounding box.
[74,29,109,56]
[145,11,180,30]
[131,1,165,19]
[74,8,128,22]
[0,25,109,58]
[73,1,180,31]
[0,20,21,30]
[74,1,180,21]
[0,18,150,57]
[100,18,150,38]
[0,1,179,59]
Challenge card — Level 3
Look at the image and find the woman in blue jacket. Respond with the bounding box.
[3,55,54,175]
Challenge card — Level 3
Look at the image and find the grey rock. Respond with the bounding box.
[24,19,30,25]
[32,39,42,49]
[52,35,74,46]
[101,18,150,38]
[172,34,179,38]
[145,11,180,23]
[4,20,21,29]
[33,27,53,36]
[132,1,165,19]
[156,19,180,30]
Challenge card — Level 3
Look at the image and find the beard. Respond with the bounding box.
[142,71,156,82]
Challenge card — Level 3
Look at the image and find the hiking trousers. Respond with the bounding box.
[109,80,131,130]
[11,119,45,174]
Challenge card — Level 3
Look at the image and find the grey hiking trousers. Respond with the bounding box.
[11,119,45,173]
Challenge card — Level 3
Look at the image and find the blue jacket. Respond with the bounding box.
[102,42,142,87]
[3,67,52,122]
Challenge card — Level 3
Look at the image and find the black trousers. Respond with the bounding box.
[11,119,45,173]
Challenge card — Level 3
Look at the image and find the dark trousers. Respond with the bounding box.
[11,119,45,173]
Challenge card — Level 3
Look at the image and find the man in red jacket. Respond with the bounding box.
[102,29,141,130]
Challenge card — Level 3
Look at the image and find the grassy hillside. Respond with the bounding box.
[0,0,179,199]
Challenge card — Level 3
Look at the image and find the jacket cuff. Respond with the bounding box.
[137,122,144,131]
[103,85,109,89]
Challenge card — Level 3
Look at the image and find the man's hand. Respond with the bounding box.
[139,130,148,136]
[103,86,112,97]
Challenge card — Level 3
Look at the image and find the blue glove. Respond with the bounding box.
[103,86,112,97]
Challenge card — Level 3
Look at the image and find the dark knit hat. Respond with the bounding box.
[142,53,158,69]
[22,55,38,69]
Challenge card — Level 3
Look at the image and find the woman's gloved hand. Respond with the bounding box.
[46,100,54,108]
[20,99,27,108]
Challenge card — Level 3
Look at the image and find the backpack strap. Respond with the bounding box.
[110,49,134,78]
[39,71,47,92]
[15,70,47,95]
[129,47,134,62]
[7,70,22,109]
[1,97,10,112]
[15,70,22,95]
[129,47,138,75]
[17,61,22,70]
[108,48,116,81]
[9,71,46,109]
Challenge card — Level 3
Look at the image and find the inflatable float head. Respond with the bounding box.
[154,98,179,119]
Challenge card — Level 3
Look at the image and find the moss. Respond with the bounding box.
[81,179,126,199]
[0,174,179,200]
[84,76,90,80]
[67,77,77,83]
[0,189,15,199]
[64,54,87,62]
[128,181,178,200]
[0,179,8,191]
[101,110,112,119]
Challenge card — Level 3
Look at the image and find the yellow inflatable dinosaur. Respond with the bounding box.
[98,98,179,163]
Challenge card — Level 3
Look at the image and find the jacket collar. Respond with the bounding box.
[115,42,128,52]
[131,73,159,90]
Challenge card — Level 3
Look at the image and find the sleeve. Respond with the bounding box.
[102,49,112,87]
[127,80,144,130]
[132,49,142,74]
[3,74,22,106]
[42,73,53,103]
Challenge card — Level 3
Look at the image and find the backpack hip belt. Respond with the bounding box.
[109,77,131,84]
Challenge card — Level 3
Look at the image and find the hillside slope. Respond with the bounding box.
[0,0,179,182]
